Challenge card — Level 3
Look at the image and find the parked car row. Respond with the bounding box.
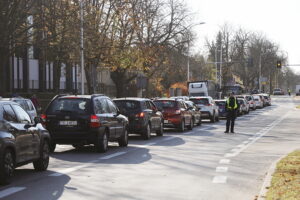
[0,93,272,185]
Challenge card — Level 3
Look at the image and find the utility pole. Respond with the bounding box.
[219,43,222,98]
[187,34,190,82]
[80,0,85,95]
[259,54,262,92]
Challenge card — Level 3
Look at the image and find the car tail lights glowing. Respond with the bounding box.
[90,115,101,128]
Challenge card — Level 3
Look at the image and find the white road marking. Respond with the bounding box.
[212,176,227,183]
[237,144,245,148]
[100,151,127,160]
[0,187,26,198]
[248,137,255,140]
[224,153,236,158]
[219,159,230,164]
[162,137,175,142]
[49,152,127,176]
[243,141,249,144]
[216,167,228,173]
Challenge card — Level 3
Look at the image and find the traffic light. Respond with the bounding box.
[277,60,282,68]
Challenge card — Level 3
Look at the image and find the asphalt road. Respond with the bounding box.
[1,96,299,200]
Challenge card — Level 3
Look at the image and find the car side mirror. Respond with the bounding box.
[34,117,42,125]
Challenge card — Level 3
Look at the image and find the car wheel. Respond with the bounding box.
[33,141,50,171]
[210,113,215,123]
[95,132,108,153]
[142,123,151,140]
[216,113,220,122]
[49,142,56,153]
[156,121,164,136]
[188,119,193,130]
[118,127,128,147]
[0,149,14,185]
[179,120,185,132]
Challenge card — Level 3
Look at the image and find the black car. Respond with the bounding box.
[43,94,128,153]
[113,98,164,139]
[0,101,50,185]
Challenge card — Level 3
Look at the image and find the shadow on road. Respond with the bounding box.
[1,170,70,200]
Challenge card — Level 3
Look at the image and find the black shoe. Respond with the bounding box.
[231,131,235,133]
[224,131,229,133]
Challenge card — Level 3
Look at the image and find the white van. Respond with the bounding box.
[188,82,208,96]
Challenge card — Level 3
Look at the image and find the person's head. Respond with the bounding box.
[229,92,234,97]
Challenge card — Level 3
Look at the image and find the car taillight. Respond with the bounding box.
[175,110,181,114]
[206,104,212,106]
[41,114,47,127]
[135,112,145,118]
[90,115,101,128]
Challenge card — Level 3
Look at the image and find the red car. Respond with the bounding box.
[153,98,193,132]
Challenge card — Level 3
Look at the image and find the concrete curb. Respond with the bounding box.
[257,155,286,200]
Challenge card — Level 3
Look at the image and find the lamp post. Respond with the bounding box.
[80,0,85,95]
[187,22,205,82]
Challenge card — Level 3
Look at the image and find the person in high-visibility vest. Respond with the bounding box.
[288,88,291,96]
[225,92,240,133]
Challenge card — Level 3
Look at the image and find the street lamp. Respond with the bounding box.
[187,22,205,82]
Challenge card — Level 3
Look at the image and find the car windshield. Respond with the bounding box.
[215,101,226,106]
[114,100,140,112]
[154,100,176,109]
[190,98,209,105]
[47,98,90,114]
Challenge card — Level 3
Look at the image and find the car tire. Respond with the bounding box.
[197,118,202,126]
[33,141,50,171]
[49,142,56,153]
[118,127,128,147]
[142,123,151,140]
[0,149,14,185]
[210,113,215,123]
[216,114,219,122]
[179,120,185,132]
[95,132,108,153]
[188,119,193,130]
[156,122,164,136]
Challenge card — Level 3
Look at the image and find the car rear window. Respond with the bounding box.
[215,101,226,106]
[190,98,209,105]
[246,96,252,101]
[153,100,177,109]
[47,98,90,114]
[237,99,244,104]
[114,100,140,112]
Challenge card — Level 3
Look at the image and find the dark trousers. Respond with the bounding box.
[226,110,236,132]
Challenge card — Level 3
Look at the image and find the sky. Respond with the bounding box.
[186,0,300,74]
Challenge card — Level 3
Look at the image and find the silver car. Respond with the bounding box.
[189,96,219,123]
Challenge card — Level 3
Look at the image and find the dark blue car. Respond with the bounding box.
[215,100,227,118]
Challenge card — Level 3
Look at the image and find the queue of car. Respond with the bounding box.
[0,92,272,185]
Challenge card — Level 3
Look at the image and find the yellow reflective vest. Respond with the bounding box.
[226,97,238,110]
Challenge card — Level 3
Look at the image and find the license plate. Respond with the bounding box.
[59,121,77,126]
[164,120,169,123]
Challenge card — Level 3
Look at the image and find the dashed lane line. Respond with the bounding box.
[0,187,26,199]
[219,159,230,164]
[212,176,227,184]
[216,167,228,173]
